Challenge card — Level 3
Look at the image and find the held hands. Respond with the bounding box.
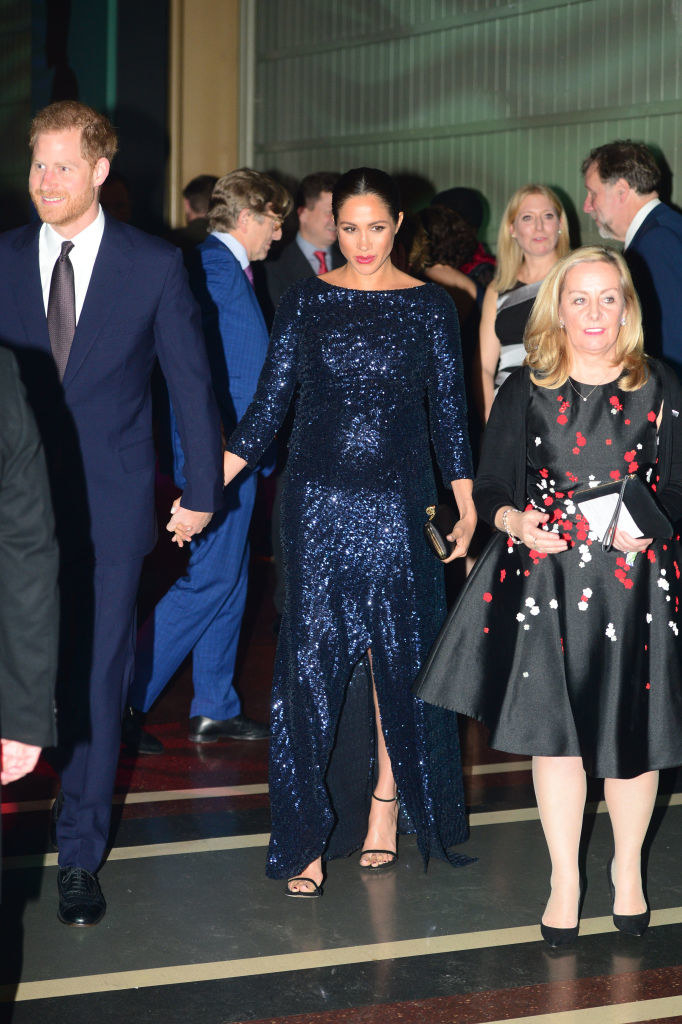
[1,739,42,785]
[505,509,569,554]
[166,500,213,547]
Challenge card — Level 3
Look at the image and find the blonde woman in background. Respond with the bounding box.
[477,185,569,421]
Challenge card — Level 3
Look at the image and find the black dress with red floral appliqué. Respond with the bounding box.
[416,373,682,779]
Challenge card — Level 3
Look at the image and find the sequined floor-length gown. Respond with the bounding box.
[228,278,473,879]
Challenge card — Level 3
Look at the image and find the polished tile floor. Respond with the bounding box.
[1,548,681,1024]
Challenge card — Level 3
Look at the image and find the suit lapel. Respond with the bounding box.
[213,236,267,326]
[10,225,50,354]
[291,244,314,278]
[62,216,134,387]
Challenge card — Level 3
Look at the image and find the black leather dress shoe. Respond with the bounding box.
[57,867,106,926]
[188,713,269,743]
[121,705,164,755]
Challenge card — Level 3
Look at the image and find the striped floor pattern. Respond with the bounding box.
[2,559,680,1024]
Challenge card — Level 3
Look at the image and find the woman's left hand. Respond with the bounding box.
[611,529,653,553]
[444,510,477,562]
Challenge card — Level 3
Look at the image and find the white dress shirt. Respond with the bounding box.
[296,232,332,274]
[211,230,249,270]
[39,205,106,323]
[624,198,661,251]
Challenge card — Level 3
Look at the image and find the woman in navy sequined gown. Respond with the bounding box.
[417,248,682,944]
[222,169,476,895]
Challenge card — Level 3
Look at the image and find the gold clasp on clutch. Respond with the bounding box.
[426,506,436,520]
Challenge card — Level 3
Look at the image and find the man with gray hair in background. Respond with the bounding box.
[129,169,291,748]
[582,140,682,375]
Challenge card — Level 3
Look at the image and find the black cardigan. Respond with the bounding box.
[474,360,682,529]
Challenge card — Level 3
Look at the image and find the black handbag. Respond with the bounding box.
[424,504,458,560]
[574,473,672,551]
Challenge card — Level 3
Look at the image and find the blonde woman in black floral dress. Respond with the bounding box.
[416,247,682,946]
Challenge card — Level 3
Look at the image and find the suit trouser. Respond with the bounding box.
[56,556,143,872]
[129,471,258,720]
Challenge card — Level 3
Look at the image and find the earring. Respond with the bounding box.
[559,320,565,329]
[620,317,626,326]
[557,228,562,235]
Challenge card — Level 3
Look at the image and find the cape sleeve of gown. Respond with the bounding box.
[425,287,473,484]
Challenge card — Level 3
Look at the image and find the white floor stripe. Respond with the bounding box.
[0,783,270,815]
[481,993,682,1024]
[465,760,531,775]
[4,907,681,1003]
[0,761,533,816]
[4,793,681,870]
[2,833,272,870]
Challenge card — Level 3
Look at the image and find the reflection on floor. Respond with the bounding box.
[1,555,681,1024]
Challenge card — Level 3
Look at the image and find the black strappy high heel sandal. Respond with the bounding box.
[359,793,399,871]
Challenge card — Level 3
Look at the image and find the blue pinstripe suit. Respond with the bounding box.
[130,235,273,720]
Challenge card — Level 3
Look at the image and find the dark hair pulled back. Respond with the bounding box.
[332,167,402,223]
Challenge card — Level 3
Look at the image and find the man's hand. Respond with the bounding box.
[165,501,213,548]
[1,739,42,785]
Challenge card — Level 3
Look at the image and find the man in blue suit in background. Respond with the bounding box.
[0,101,222,925]
[129,170,291,747]
[582,140,682,375]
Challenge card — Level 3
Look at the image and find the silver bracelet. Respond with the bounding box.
[501,507,522,544]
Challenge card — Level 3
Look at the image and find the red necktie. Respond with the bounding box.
[313,250,328,274]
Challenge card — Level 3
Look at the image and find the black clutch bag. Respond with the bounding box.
[424,504,458,560]
[574,473,672,551]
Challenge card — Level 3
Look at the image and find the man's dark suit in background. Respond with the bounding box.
[583,140,682,373]
[262,172,342,325]
[625,203,682,374]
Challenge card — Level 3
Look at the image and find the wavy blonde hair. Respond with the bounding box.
[493,184,570,293]
[525,246,649,391]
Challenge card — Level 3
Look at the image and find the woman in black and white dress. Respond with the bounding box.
[477,185,569,421]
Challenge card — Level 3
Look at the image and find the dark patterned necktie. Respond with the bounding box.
[313,250,328,274]
[47,240,76,380]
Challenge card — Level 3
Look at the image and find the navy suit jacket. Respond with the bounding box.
[626,202,682,370]
[173,234,274,487]
[0,215,222,564]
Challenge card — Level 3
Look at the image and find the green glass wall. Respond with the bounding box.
[0,0,168,233]
[252,0,682,245]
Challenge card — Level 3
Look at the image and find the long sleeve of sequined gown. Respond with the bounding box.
[229,278,474,878]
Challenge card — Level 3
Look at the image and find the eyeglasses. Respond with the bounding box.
[261,212,283,230]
